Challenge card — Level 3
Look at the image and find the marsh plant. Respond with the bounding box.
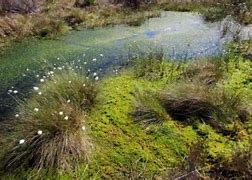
[1,70,98,173]
[131,88,168,127]
[132,52,250,134]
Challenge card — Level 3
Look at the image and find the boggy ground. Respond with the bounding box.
[0,41,251,179]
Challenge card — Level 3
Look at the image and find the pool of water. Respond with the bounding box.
[0,11,231,116]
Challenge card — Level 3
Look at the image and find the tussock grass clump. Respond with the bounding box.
[133,50,182,81]
[184,58,224,85]
[159,82,247,131]
[130,88,168,127]
[1,71,97,173]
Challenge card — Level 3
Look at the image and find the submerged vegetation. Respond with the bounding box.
[0,40,251,178]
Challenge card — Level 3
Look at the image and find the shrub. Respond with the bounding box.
[1,70,97,173]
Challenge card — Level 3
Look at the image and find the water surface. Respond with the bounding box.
[0,11,228,115]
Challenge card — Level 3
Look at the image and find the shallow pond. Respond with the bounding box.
[0,11,232,115]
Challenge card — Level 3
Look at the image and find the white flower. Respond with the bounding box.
[67,99,71,103]
[59,111,64,116]
[84,62,87,65]
[40,79,45,82]
[57,57,60,60]
[26,68,30,71]
[78,59,81,62]
[22,74,26,77]
[95,76,99,81]
[38,92,42,95]
[34,108,39,112]
[37,130,43,135]
[8,89,13,93]
[19,139,25,144]
[33,87,39,91]
[15,114,19,118]
[81,126,86,131]
[93,72,97,76]
[36,74,40,78]
[64,116,69,120]
[58,67,62,70]
[83,84,86,87]
[92,58,97,62]
[100,54,104,57]
[68,81,72,84]
[13,90,18,94]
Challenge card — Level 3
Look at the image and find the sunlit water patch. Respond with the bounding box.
[0,11,240,116]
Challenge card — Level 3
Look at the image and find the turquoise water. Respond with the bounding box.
[0,11,226,116]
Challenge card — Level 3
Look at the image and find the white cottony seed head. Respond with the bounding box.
[37,130,43,135]
[33,87,39,91]
[59,111,64,116]
[34,108,39,112]
[19,139,25,144]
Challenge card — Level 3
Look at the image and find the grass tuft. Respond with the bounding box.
[1,70,97,173]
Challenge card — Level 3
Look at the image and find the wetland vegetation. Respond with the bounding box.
[0,0,252,179]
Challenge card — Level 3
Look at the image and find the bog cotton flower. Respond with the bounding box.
[38,92,42,95]
[40,79,45,82]
[95,76,99,81]
[33,87,39,91]
[19,139,25,144]
[82,126,86,131]
[15,114,19,118]
[67,99,71,103]
[13,90,18,94]
[34,108,39,112]
[59,111,64,116]
[64,116,69,120]
[37,130,43,135]
[92,58,97,62]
